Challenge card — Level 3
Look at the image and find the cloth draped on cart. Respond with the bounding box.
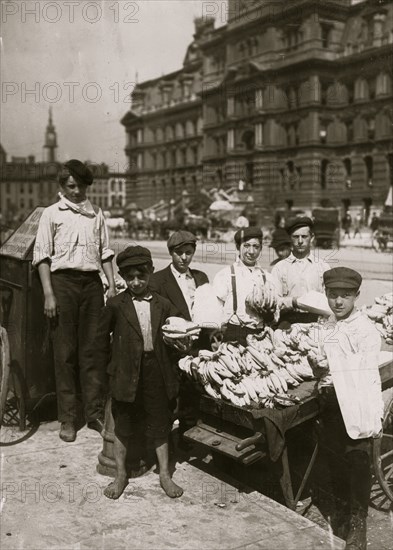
[263,406,299,462]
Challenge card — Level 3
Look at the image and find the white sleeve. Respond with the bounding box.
[213,267,231,304]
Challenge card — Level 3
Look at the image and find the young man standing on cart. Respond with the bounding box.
[309,267,383,549]
[271,217,330,325]
[213,227,277,346]
[33,160,116,442]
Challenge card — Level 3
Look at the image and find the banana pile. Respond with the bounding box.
[364,293,393,344]
[178,324,320,409]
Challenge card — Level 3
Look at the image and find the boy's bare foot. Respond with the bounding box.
[104,475,128,499]
[159,474,183,498]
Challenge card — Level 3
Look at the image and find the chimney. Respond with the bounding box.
[194,16,215,39]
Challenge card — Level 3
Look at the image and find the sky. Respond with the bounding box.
[1,0,225,169]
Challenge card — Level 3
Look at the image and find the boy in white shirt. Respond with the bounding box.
[310,267,383,549]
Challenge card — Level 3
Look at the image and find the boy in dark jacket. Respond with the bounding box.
[95,245,183,499]
[149,230,210,444]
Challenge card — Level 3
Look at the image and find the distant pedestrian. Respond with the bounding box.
[353,212,362,238]
[342,212,352,238]
[33,160,116,443]
[370,213,379,233]
[269,228,292,266]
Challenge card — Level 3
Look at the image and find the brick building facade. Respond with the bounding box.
[122,0,393,220]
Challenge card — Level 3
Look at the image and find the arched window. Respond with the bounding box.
[376,72,392,96]
[242,130,255,151]
[354,78,369,101]
[367,119,375,141]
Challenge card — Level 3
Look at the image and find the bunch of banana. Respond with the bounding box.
[363,293,393,344]
[374,313,393,345]
[366,303,390,322]
[375,292,393,308]
[177,323,320,408]
[246,276,279,315]
[260,394,301,408]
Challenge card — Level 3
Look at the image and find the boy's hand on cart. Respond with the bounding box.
[44,293,59,318]
[307,351,329,378]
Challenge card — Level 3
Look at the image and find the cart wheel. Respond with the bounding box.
[0,328,39,446]
[0,326,11,424]
[373,393,393,503]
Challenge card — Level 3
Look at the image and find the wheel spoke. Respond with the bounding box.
[380,448,393,461]
[382,464,393,481]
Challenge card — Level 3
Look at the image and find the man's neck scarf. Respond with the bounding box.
[58,192,96,218]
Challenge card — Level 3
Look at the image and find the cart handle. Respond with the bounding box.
[235,431,264,451]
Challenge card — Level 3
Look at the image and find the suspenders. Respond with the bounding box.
[229,264,265,326]
[230,265,238,317]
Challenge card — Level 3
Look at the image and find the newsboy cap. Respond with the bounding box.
[270,229,291,249]
[167,230,197,252]
[323,267,362,290]
[234,227,263,246]
[116,246,152,269]
[285,216,314,235]
[63,159,94,186]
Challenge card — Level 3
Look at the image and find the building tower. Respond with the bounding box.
[43,107,57,163]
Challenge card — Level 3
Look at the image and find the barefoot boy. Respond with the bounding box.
[313,267,383,549]
[95,245,183,499]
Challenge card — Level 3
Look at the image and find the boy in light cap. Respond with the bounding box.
[309,267,383,549]
[94,245,183,499]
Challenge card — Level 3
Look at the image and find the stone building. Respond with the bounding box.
[0,110,60,224]
[0,110,129,224]
[122,0,393,220]
[87,165,127,212]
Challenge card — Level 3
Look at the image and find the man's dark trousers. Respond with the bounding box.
[51,270,105,423]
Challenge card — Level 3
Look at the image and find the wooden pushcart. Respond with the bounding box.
[0,208,56,446]
[184,350,393,509]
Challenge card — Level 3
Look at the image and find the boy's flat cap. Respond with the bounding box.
[234,227,263,246]
[167,230,197,251]
[63,159,94,186]
[324,267,362,289]
[285,216,314,234]
[270,229,291,249]
[116,246,152,269]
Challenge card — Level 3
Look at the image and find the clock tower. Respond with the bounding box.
[43,107,57,163]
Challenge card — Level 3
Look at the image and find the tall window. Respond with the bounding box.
[364,156,373,187]
[320,122,327,144]
[227,97,235,116]
[227,129,235,151]
[321,159,329,189]
[344,158,352,189]
[367,119,375,141]
[255,123,263,147]
[321,25,331,49]
[255,89,264,110]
